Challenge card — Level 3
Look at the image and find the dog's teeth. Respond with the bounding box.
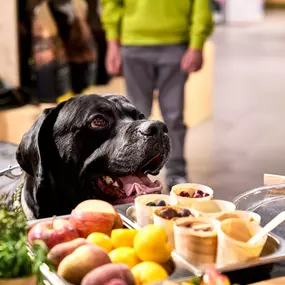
[102,176,113,185]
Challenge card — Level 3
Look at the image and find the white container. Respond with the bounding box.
[191,199,236,218]
[134,194,173,227]
[170,183,213,208]
[216,218,267,267]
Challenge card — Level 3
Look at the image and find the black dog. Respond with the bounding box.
[7,94,170,219]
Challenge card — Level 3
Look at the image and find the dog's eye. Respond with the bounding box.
[138,114,145,120]
[91,116,107,128]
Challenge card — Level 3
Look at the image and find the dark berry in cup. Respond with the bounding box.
[156,200,166,206]
[177,209,192,217]
[179,191,190,197]
[146,201,156,206]
[159,208,178,220]
[203,192,210,197]
[196,190,204,195]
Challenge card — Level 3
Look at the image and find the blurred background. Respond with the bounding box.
[0,0,285,200]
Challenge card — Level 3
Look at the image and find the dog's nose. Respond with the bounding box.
[138,121,168,136]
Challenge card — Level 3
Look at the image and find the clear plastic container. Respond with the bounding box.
[233,183,285,237]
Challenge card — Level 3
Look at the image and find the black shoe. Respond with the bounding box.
[166,176,188,193]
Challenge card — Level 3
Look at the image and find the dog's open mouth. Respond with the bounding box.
[96,154,163,204]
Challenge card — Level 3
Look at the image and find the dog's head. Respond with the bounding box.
[16,94,170,217]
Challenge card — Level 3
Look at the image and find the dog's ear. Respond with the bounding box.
[16,101,67,177]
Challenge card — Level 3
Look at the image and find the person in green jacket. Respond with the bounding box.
[100,0,214,191]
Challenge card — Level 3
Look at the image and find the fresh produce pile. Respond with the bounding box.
[28,199,174,285]
[27,198,237,285]
[0,195,237,285]
[0,205,50,280]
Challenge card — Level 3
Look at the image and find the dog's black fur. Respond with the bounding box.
[7,94,170,219]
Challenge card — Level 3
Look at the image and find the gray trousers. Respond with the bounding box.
[121,45,188,178]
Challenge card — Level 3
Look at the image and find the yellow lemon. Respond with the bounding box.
[134,225,172,263]
[86,232,113,253]
[109,247,140,268]
[131,261,168,285]
[111,229,138,248]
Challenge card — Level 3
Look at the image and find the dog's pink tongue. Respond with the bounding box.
[118,173,162,197]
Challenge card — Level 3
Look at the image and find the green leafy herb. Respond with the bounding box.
[0,204,27,241]
[0,205,53,279]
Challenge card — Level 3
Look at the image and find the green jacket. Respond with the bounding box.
[100,0,214,49]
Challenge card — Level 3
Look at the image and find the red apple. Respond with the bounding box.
[28,217,79,249]
[69,200,123,238]
[114,213,124,229]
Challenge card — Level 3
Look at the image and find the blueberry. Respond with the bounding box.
[156,200,166,206]
[203,193,210,197]
[146,201,156,206]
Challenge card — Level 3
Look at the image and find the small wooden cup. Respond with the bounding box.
[216,218,267,267]
[174,217,219,268]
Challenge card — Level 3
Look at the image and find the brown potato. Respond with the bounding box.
[47,238,87,268]
[81,263,135,285]
[57,244,111,285]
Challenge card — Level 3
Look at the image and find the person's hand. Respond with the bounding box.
[106,40,121,76]
[181,48,203,73]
